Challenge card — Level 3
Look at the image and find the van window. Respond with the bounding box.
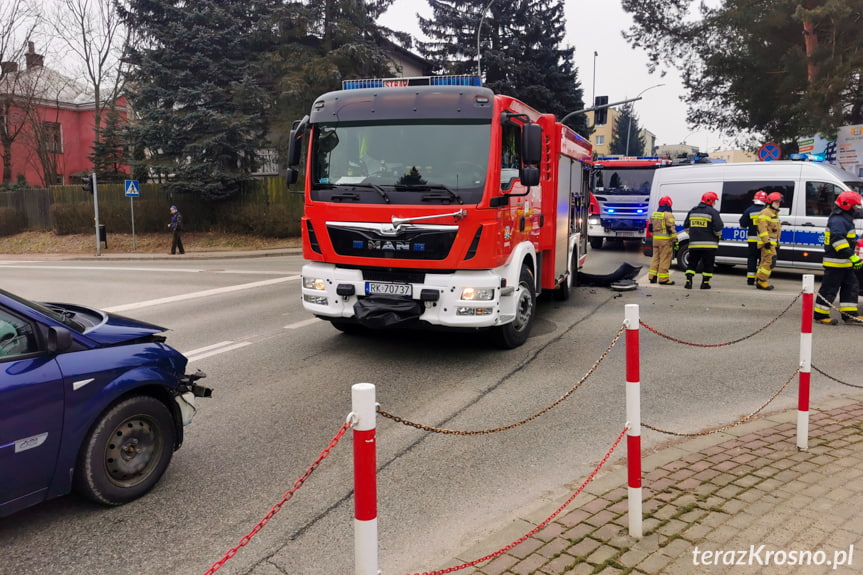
[721,181,795,213]
[805,181,845,216]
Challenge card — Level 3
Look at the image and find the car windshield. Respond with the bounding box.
[593,168,655,196]
[310,120,491,205]
[0,288,85,332]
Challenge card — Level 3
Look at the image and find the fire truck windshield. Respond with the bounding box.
[593,168,654,196]
[310,121,491,205]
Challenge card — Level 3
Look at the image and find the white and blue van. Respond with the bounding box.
[643,160,863,271]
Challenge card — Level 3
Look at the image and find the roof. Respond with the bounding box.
[0,65,93,107]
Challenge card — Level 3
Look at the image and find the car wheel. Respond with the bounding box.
[74,395,175,506]
[589,237,603,250]
[491,265,536,349]
[675,244,690,272]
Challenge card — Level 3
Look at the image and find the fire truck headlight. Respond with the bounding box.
[461,287,495,301]
[589,216,601,225]
[303,277,327,291]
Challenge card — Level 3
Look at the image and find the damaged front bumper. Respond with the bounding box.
[174,370,211,426]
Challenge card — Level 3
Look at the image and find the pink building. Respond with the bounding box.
[0,43,127,186]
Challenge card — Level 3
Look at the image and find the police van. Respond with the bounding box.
[643,160,863,272]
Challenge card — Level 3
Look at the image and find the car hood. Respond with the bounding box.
[45,302,169,346]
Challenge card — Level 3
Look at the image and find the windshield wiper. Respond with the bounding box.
[314,182,390,203]
[395,184,463,204]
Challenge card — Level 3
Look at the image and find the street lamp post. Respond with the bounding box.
[592,51,598,104]
[625,83,665,156]
[476,0,497,78]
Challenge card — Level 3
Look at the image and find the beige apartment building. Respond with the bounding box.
[586,109,656,157]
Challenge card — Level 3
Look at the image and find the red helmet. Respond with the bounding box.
[701,191,718,206]
[659,196,673,207]
[767,192,784,204]
[753,190,768,203]
[835,191,863,211]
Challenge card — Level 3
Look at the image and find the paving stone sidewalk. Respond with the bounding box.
[443,394,863,575]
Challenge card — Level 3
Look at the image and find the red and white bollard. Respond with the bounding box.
[798,275,814,450]
[625,304,642,538]
[352,383,378,575]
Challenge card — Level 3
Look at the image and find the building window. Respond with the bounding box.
[596,135,605,146]
[45,122,63,154]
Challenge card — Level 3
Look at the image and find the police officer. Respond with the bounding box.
[814,191,863,325]
[739,190,768,285]
[683,191,723,290]
[754,192,783,290]
[648,196,678,285]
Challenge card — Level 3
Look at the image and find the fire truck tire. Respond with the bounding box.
[491,264,536,349]
[554,250,578,301]
[589,237,603,250]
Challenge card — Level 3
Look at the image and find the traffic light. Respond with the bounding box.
[594,96,609,125]
[82,174,93,193]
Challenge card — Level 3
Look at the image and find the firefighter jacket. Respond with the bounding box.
[756,205,781,249]
[822,209,858,269]
[738,203,763,242]
[650,207,677,242]
[683,202,723,249]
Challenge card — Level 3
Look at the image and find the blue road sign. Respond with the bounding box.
[757,142,781,162]
[124,180,140,197]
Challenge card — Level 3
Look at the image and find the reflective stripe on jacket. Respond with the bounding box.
[739,204,762,242]
[823,210,857,268]
[756,206,780,247]
[684,203,723,249]
[650,211,678,241]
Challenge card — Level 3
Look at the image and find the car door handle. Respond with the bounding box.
[781,221,793,226]
[800,222,815,227]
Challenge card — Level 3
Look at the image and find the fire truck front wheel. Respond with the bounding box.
[491,265,536,349]
[589,237,603,250]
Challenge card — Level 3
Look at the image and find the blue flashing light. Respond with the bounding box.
[789,153,825,163]
[342,75,482,90]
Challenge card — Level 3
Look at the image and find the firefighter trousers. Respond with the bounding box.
[815,268,860,321]
[649,238,674,282]
[686,248,716,283]
[756,246,776,282]
[746,242,760,281]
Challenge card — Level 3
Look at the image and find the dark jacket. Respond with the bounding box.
[170,211,183,232]
[684,202,723,249]
[823,208,857,269]
[738,203,764,242]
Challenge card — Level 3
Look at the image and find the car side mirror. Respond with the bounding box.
[48,326,73,354]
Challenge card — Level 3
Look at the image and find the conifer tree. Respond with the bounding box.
[610,103,644,156]
[418,0,589,138]
[90,106,128,183]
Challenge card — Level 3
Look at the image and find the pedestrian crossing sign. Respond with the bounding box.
[125,180,140,197]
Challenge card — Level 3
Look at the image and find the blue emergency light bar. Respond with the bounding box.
[789,153,825,163]
[597,156,661,161]
[342,75,483,90]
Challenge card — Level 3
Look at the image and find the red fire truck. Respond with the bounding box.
[286,75,593,348]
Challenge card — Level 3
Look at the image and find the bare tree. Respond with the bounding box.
[46,0,131,143]
[0,0,40,184]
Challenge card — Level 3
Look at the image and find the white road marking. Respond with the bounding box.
[285,318,322,329]
[184,341,253,363]
[0,264,294,275]
[102,276,300,313]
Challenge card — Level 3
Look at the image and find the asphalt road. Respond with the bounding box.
[0,246,858,575]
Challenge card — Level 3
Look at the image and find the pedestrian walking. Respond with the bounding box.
[754,192,783,290]
[683,191,723,290]
[739,190,768,285]
[814,191,863,325]
[648,196,678,285]
[168,205,185,255]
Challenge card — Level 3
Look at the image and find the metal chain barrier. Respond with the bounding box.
[815,293,863,324]
[812,364,863,389]
[402,425,629,575]
[640,292,802,347]
[202,417,355,575]
[643,368,799,437]
[378,325,626,436]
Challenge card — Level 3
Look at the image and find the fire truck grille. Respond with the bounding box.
[328,226,457,260]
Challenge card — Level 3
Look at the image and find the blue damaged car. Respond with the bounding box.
[0,287,210,517]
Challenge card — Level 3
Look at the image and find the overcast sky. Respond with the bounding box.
[379,0,729,152]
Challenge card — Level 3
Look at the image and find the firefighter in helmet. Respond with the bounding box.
[814,191,863,325]
[754,192,783,290]
[739,190,768,285]
[683,191,723,289]
[648,196,678,285]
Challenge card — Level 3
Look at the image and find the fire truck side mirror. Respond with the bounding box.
[287,115,309,167]
[286,168,299,185]
[522,123,542,165]
[520,165,540,187]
